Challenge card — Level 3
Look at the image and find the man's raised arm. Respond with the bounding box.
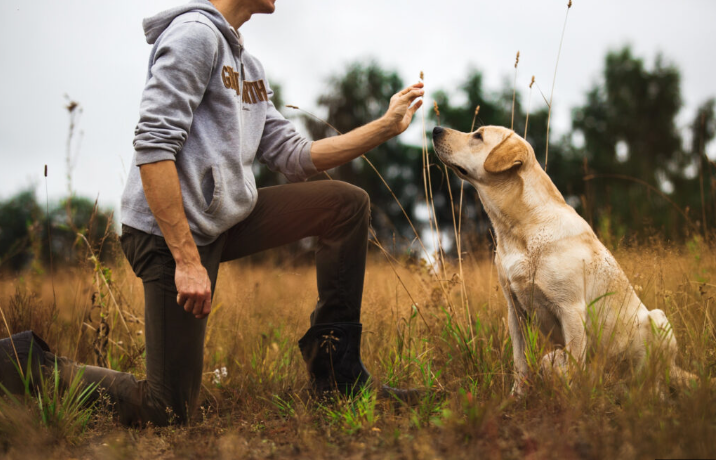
[309,82,424,171]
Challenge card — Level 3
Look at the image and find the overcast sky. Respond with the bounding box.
[1,0,714,216]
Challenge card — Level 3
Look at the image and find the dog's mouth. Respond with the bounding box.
[443,161,469,177]
[435,148,469,177]
[452,164,469,176]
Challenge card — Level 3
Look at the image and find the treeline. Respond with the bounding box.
[0,192,115,272]
[267,46,714,250]
[1,45,714,272]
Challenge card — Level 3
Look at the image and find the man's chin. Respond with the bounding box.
[262,0,276,13]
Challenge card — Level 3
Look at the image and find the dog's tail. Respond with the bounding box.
[669,365,705,387]
[648,309,713,387]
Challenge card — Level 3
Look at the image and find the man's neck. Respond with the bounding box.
[211,0,252,29]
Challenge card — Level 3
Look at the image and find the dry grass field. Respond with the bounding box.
[0,235,715,459]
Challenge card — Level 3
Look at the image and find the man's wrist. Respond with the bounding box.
[376,116,399,140]
[171,240,203,267]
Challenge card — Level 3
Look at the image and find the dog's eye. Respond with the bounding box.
[473,132,483,140]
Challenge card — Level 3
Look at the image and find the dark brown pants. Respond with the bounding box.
[58,181,370,426]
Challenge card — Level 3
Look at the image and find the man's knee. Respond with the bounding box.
[326,181,370,218]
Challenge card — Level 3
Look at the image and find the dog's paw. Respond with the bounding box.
[510,379,527,398]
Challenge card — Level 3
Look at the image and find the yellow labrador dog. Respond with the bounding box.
[432,125,694,394]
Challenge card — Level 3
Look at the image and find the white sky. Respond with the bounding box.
[0,0,714,216]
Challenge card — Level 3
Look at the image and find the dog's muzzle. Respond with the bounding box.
[432,127,469,176]
[432,126,448,159]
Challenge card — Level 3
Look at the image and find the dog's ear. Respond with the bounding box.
[484,133,528,174]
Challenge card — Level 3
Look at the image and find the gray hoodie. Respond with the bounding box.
[121,0,318,245]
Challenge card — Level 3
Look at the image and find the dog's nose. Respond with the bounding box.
[432,126,444,138]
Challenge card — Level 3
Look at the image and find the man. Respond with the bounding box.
[0,0,423,426]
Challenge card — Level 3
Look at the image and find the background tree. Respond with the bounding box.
[0,191,114,272]
[571,47,687,239]
[301,61,426,245]
[0,189,42,271]
[671,98,716,235]
[4,47,715,274]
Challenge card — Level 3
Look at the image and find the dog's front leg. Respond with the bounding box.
[562,306,588,365]
[540,306,588,380]
[508,301,530,396]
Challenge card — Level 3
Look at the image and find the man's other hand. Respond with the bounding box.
[383,82,424,136]
[175,262,212,319]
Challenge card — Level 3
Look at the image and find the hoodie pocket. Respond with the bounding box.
[202,165,224,215]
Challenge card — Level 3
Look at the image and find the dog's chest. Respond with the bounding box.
[498,230,553,282]
[496,230,569,312]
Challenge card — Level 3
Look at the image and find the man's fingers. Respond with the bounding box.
[401,89,424,103]
[201,295,212,316]
[191,294,205,316]
[177,292,188,307]
[408,99,423,117]
[183,297,195,314]
[397,82,424,96]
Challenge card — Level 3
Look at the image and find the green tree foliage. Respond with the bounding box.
[0,191,115,273]
[3,48,714,273]
[0,190,42,271]
[571,47,690,238]
[46,196,114,266]
[301,61,426,243]
[672,98,716,234]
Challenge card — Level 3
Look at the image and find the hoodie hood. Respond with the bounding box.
[142,0,243,49]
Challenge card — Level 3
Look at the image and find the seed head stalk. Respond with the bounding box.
[471,105,481,133]
[420,74,448,282]
[511,51,520,130]
[45,165,57,311]
[286,102,457,316]
[545,0,573,170]
[525,76,536,138]
[444,164,473,340]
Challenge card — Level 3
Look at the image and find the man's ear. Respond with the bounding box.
[484,133,528,174]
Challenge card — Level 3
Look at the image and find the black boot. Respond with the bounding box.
[0,331,52,395]
[298,323,421,403]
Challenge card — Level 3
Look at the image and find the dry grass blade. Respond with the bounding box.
[419,72,449,285]
[444,166,473,340]
[368,227,430,331]
[525,76,536,138]
[511,51,520,130]
[698,112,708,238]
[545,1,573,170]
[44,165,57,310]
[471,105,481,132]
[288,99,457,314]
[285,105,431,263]
[77,233,136,351]
[0,304,24,380]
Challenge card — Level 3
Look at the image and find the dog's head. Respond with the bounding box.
[432,125,534,184]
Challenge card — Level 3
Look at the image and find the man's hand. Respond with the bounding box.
[175,262,212,319]
[382,82,425,136]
